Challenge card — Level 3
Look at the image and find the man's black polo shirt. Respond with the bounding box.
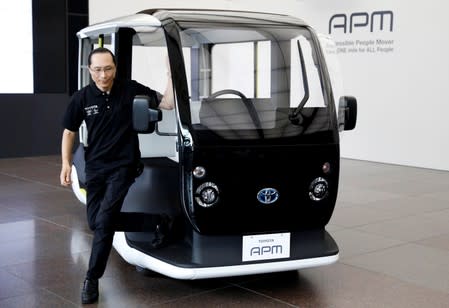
[63,79,160,173]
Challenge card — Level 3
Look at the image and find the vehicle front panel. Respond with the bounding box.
[188,132,339,234]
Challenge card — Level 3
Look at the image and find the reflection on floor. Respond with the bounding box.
[0,156,449,307]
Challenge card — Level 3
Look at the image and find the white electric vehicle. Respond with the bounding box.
[71,9,357,280]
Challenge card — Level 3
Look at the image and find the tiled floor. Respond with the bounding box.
[1,156,449,307]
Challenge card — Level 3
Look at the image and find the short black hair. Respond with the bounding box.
[88,47,116,66]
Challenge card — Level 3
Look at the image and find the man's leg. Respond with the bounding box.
[82,171,106,304]
[86,173,106,232]
[82,168,134,304]
[115,212,162,231]
[86,167,135,280]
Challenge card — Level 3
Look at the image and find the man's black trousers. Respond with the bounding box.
[85,166,165,280]
[85,167,136,280]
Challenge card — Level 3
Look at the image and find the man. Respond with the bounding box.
[60,47,174,304]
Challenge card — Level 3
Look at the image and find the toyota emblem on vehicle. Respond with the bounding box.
[257,188,279,205]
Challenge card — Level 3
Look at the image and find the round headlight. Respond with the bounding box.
[195,182,219,207]
[193,166,206,179]
[322,162,331,174]
[309,177,329,201]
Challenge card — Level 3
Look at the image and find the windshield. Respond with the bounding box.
[179,25,331,141]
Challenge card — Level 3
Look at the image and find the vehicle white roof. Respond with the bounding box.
[78,9,309,39]
[77,13,161,38]
[149,9,308,26]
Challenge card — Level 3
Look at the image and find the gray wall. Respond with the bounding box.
[0,0,87,158]
[0,94,68,158]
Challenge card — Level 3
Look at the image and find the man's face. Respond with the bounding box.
[89,52,116,92]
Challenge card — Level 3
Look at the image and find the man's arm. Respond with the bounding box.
[158,75,174,110]
[60,129,76,187]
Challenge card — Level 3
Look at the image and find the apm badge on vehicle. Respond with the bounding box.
[257,188,279,205]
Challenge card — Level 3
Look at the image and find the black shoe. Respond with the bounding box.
[151,214,175,248]
[81,278,99,304]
